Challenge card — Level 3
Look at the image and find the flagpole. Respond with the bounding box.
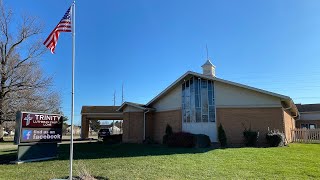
[69,1,76,179]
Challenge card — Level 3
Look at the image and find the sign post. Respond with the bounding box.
[13,111,63,164]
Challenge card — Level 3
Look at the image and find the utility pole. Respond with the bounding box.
[122,82,124,104]
[121,83,124,134]
[112,90,116,134]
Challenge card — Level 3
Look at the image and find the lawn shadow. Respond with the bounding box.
[57,142,215,161]
[0,151,16,164]
[0,141,216,164]
[1,149,16,153]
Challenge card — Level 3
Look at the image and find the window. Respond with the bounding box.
[182,83,186,122]
[201,79,208,122]
[300,123,317,129]
[182,76,215,123]
[208,81,215,122]
[309,124,316,129]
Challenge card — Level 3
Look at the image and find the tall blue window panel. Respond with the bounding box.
[190,78,195,122]
[201,79,208,122]
[194,78,201,122]
[182,76,215,123]
[185,80,190,122]
[208,81,215,122]
[182,83,186,122]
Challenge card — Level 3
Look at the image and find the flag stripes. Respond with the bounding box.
[44,6,72,54]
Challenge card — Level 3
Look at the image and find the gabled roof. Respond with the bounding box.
[117,102,154,112]
[146,71,298,114]
[296,104,320,113]
[81,106,120,114]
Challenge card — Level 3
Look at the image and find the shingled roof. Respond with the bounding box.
[117,102,154,112]
[296,104,320,112]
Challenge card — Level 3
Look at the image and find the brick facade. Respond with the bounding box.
[145,113,154,139]
[122,112,144,143]
[81,116,89,139]
[152,110,182,143]
[283,109,296,142]
[123,107,295,146]
[216,107,285,146]
[122,110,182,143]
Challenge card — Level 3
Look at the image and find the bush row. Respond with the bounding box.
[162,124,286,148]
[163,125,211,148]
[218,124,286,147]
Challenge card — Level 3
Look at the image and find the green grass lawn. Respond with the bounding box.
[0,142,319,180]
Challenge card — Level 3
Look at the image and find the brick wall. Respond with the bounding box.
[216,107,284,146]
[152,110,182,143]
[122,107,296,146]
[283,110,296,143]
[81,116,89,139]
[145,113,154,139]
[122,112,144,143]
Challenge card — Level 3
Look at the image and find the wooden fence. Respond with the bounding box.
[291,128,320,143]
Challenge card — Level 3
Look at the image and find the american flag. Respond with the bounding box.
[44,6,72,54]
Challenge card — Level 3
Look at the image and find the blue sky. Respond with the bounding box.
[6,0,320,125]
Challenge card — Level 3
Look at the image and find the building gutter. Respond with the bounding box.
[283,103,292,110]
[283,100,299,118]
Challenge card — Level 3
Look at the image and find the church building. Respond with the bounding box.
[82,59,298,146]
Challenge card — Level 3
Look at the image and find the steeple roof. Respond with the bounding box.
[201,59,215,67]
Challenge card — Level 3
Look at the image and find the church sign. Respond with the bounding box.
[13,112,63,163]
[15,112,63,144]
[21,113,62,128]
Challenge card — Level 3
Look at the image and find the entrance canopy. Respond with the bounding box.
[81,106,122,139]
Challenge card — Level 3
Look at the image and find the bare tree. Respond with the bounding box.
[89,120,101,132]
[0,1,61,141]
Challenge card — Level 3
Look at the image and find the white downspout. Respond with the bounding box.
[143,109,150,141]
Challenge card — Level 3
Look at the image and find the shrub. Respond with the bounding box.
[195,134,211,148]
[243,129,259,147]
[165,124,173,135]
[143,136,156,144]
[167,132,196,148]
[266,130,285,147]
[218,124,227,147]
[163,124,173,144]
[102,134,122,144]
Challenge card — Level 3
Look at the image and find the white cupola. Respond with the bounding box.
[201,59,216,77]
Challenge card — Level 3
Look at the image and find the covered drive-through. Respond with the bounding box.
[81,106,122,139]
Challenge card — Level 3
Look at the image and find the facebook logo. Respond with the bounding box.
[22,130,32,140]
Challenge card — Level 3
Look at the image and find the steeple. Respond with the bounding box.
[201,59,216,77]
